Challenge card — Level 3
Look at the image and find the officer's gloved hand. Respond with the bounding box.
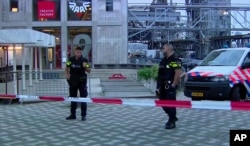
[170,84,177,90]
[156,89,160,97]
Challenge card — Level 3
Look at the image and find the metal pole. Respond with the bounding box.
[5,71,7,94]
[35,47,38,83]
[13,44,17,95]
[5,46,8,94]
[21,45,26,90]
[38,47,43,80]
[29,47,33,86]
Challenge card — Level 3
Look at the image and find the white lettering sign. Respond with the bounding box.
[234,134,247,141]
[69,2,90,13]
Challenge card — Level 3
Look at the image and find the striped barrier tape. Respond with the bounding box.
[0,94,250,111]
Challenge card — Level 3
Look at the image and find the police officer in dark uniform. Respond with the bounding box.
[156,44,182,129]
[65,47,91,121]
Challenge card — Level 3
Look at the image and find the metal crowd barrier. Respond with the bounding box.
[0,70,69,96]
[0,70,139,98]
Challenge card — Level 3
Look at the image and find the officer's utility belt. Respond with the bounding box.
[163,80,172,90]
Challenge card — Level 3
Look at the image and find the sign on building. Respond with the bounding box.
[38,1,56,19]
[68,0,91,20]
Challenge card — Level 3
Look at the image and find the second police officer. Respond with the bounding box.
[156,44,182,129]
[65,47,91,121]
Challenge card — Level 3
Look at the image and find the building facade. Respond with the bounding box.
[0,0,128,69]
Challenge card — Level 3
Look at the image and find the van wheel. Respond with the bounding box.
[231,86,246,101]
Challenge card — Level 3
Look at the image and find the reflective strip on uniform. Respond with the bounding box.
[169,62,181,68]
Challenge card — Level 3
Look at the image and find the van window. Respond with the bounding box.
[242,52,250,64]
[200,50,244,66]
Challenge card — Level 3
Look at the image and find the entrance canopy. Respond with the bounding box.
[0,29,56,95]
[0,28,55,47]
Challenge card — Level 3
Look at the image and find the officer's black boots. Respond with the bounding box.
[66,115,76,120]
[165,120,176,129]
[165,117,178,129]
[81,116,86,121]
[66,115,86,121]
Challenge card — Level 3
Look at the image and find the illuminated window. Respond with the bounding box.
[106,0,113,11]
[10,0,19,12]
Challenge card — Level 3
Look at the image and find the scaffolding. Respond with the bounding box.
[128,1,250,58]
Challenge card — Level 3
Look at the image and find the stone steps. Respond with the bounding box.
[100,78,154,98]
[103,92,155,98]
[102,86,150,92]
[89,69,138,79]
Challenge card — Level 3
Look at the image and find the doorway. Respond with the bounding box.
[34,27,61,69]
[68,27,92,63]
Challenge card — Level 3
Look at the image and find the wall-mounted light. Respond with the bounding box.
[7,46,23,51]
[11,8,18,12]
[56,37,60,40]
[223,11,229,16]
[43,29,53,32]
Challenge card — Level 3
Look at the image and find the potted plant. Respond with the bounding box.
[137,65,158,92]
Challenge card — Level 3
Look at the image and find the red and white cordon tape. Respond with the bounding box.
[0,94,250,111]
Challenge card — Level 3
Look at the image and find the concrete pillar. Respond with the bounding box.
[60,0,68,69]
[61,27,68,69]
[26,0,33,27]
[92,0,128,65]
[121,0,128,64]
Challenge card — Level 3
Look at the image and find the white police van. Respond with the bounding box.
[184,48,250,101]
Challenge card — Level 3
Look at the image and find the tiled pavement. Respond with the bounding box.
[1,99,250,146]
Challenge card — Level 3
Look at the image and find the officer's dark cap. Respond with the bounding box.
[75,47,82,51]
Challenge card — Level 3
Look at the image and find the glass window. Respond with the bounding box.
[33,0,61,21]
[68,0,92,21]
[200,50,244,66]
[48,48,53,62]
[243,53,250,64]
[10,0,18,12]
[106,0,113,11]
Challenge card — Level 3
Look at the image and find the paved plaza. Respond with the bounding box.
[1,97,250,146]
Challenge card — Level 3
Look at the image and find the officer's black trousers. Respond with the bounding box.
[159,86,177,121]
[69,81,88,117]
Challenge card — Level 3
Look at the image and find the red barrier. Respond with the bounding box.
[92,98,123,105]
[109,73,126,79]
[39,96,65,101]
[155,100,192,108]
[231,101,250,111]
[1,94,250,111]
[0,94,16,99]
